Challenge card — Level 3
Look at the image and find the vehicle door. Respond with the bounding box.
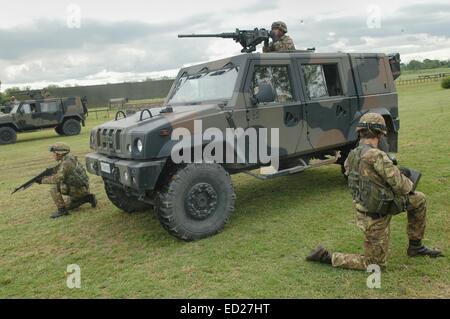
[38,100,63,127]
[296,58,351,151]
[245,60,304,162]
[13,103,39,130]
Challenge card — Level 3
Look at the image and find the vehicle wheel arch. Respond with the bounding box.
[348,108,396,140]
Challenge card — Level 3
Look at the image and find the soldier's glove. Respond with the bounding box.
[399,167,411,178]
[388,154,398,166]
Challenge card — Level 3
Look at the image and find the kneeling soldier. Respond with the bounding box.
[306,113,443,270]
[40,142,97,219]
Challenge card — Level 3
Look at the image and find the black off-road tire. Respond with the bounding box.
[155,163,236,241]
[104,179,152,213]
[55,125,64,136]
[0,127,17,145]
[62,119,81,136]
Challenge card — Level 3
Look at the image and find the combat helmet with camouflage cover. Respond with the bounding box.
[356,113,387,135]
[49,142,70,155]
[271,21,288,33]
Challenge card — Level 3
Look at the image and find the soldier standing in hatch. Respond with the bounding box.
[40,142,97,219]
[306,113,443,270]
[263,21,296,53]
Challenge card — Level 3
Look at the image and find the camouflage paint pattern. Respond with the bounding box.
[334,140,427,270]
[86,51,401,197]
[333,212,392,270]
[42,154,90,209]
[0,97,86,132]
[263,35,296,53]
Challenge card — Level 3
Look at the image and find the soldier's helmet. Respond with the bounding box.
[49,142,71,155]
[271,21,288,33]
[356,113,387,135]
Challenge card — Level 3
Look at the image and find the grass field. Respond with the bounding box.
[0,81,449,298]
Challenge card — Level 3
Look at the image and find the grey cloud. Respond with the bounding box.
[0,13,219,60]
[288,3,450,50]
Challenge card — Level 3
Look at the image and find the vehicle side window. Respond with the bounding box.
[30,103,38,113]
[302,64,343,99]
[252,65,294,103]
[40,101,59,113]
[21,104,31,114]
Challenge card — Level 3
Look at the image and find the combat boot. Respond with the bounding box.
[51,208,69,219]
[306,245,332,265]
[408,245,443,258]
[67,194,97,211]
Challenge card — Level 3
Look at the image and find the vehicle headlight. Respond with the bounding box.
[127,144,132,153]
[136,139,143,153]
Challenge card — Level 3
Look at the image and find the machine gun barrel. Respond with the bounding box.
[178,33,237,39]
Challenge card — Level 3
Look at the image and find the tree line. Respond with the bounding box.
[401,59,450,71]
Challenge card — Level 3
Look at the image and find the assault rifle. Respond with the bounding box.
[11,166,57,195]
[178,28,273,53]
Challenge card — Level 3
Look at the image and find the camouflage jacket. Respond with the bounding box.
[263,35,296,52]
[345,143,413,212]
[41,154,89,187]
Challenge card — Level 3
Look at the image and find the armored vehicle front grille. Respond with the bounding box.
[97,128,122,153]
[115,130,122,151]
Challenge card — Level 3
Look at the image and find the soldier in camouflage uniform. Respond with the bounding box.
[263,21,296,53]
[306,113,443,270]
[40,142,97,219]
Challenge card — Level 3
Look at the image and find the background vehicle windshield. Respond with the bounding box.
[168,67,238,105]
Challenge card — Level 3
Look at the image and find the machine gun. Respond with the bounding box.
[178,28,273,53]
[11,166,57,195]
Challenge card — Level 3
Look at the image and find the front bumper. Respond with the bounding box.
[85,153,166,190]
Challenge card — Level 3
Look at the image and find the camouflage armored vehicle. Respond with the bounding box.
[0,96,88,144]
[86,51,401,241]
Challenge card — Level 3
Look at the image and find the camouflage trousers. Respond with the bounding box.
[50,183,90,210]
[332,192,427,270]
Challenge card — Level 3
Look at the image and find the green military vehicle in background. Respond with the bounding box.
[0,96,88,145]
[86,48,402,241]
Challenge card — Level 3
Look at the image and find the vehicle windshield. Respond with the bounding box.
[10,103,20,113]
[168,67,239,105]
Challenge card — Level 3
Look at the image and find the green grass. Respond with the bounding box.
[0,82,449,298]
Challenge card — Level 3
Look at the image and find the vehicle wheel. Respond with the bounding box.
[155,163,236,241]
[55,125,64,136]
[104,179,152,213]
[62,119,81,136]
[0,127,17,145]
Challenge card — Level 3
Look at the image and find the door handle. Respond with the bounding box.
[336,105,346,117]
[285,112,298,126]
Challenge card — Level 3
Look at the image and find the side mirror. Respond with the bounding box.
[252,82,276,105]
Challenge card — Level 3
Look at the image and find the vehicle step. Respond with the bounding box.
[244,152,341,180]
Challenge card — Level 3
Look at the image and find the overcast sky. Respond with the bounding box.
[0,0,449,90]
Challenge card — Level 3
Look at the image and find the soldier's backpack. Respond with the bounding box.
[65,155,89,188]
[347,144,405,216]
